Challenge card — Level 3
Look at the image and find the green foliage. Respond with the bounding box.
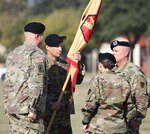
[23,8,82,53]
[0,0,27,15]
[97,0,150,44]
[0,0,150,52]
[29,0,87,15]
[1,13,27,49]
[0,0,87,51]
[43,8,81,50]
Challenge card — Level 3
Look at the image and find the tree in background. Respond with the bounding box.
[95,0,150,60]
[0,0,150,59]
[0,0,87,51]
[0,0,27,14]
[28,0,87,15]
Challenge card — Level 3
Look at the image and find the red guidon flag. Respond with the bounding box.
[67,0,103,92]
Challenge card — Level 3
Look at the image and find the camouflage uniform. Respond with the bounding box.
[82,71,131,134]
[3,42,47,134]
[44,57,85,134]
[115,61,149,134]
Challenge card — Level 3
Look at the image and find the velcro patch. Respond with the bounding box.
[34,57,44,63]
[140,82,145,88]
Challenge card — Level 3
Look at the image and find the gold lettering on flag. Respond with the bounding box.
[81,15,97,42]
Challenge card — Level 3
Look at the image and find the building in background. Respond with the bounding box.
[138,35,150,72]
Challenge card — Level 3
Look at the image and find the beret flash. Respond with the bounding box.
[110,40,131,50]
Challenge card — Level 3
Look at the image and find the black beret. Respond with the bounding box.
[98,52,116,64]
[45,34,66,47]
[24,22,45,34]
[110,40,131,50]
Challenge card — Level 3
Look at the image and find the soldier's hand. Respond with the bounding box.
[74,52,81,61]
[129,119,140,130]
[27,112,37,123]
[52,102,62,111]
[5,113,10,119]
[82,124,89,133]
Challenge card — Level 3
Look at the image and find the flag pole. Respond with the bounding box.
[45,70,71,134]
[46,0,103,133]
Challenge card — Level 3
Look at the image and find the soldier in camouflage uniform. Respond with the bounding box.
[110,40,149,134]
[44,34,85,134]
[82,52,131,134]
[3,22,47,134]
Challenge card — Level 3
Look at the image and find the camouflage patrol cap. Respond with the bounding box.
[110,40,131,50]
[24,22,45,34]
[99,52,116,64]
[45,34,66,47]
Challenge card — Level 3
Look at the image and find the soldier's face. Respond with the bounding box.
[47,44,62,58]
[113,46,128,64]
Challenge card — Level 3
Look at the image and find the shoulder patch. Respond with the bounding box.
[140,82,145,88]
[34,57,44,63]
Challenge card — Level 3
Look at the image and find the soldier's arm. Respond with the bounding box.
[76,61,85,84]
[3,78,9,113]
[27,52,46,113]
[134,75,148,119]
[82,78,100,125]
[2,53,11,113]
[124,80,137,123]
[128,75,148,125]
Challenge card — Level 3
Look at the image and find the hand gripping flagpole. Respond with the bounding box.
[46,0,103,133]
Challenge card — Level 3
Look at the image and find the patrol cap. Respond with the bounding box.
[98,52,116,64]
[45,34,66,47]
[110,40,131,50]
[24,22,45,34]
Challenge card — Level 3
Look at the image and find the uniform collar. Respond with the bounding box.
[24,41,38,47]
[115,61,130,73]
[101,70,115,74]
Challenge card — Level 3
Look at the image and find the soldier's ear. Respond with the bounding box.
[124,51,129,57]
[46,45,50,50]
[34,34,39,40]
[124,47,130,57]
[98,62,102,70]
[36,34,41,39]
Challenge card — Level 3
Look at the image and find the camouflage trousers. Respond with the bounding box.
[128,129,139,134]
[8,114,44,134]
[88,132,128,134]
[45,125,72,134]
[127,120,141,134]
[44,112,72,134]
[87,129,128,134]
[87,117,128,134]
